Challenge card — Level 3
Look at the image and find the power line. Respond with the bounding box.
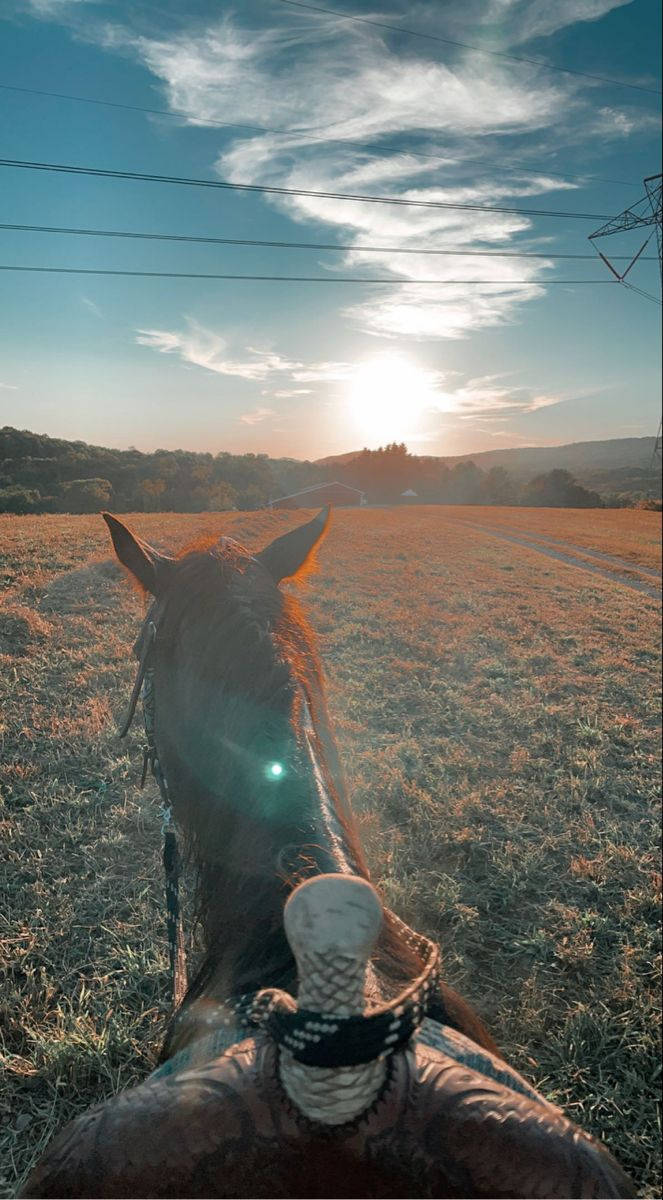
[621,280,662,305]
[0,158,613,220]
[274,0,662,96]
[1,221,658,262]
[0,83,638,189]
[0,264,618,283]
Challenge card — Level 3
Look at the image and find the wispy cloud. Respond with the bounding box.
[25,0,96,16]
[589,105,660,137]
[135,322,304,380]
[239,407,275,426]
[81,295,103,319]
[263,388,313,398]
[425,372,563,418]
[489,0,634,45]
[0,382,19,390]
[136,321,354,394]
[136,316,566,428]
[118,6,597,341]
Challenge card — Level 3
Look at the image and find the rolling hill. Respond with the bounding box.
[317,437,660,496]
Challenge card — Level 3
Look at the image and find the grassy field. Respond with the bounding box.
[1,506,661,1196]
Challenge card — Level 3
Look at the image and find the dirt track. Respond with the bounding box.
[462,522,662,600]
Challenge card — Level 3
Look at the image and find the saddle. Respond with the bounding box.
[23,875,635,1200]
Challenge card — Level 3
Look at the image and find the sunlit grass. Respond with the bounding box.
[1,507,660,1196]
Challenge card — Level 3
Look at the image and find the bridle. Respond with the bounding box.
[119,600,188,1008]
[119,601,445,1071]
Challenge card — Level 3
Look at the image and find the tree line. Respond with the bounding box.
[334,443,653,508]
[1,428,658,514]
[0,427,320,514]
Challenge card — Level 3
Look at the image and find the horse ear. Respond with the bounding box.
[102,513,173,595]
[257,507,330,584]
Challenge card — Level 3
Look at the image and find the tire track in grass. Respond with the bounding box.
[510,531,662,580]
[460,523,662,600]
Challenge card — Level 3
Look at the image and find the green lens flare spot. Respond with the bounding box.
[267,762,284,779]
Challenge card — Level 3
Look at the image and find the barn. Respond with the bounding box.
[268,481,366,509]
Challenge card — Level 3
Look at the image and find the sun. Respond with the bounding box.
[346,356,438,445]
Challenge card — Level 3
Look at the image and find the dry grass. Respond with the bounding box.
[455,504,662,569]
[1,507,661,1197]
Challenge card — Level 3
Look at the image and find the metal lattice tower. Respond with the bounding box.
[644,175,663,284]
[589,173,662,293]
[589,175,662,465]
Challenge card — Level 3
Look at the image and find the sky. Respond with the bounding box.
[0,0,660,460]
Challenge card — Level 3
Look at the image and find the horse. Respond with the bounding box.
[23,509,635,1199]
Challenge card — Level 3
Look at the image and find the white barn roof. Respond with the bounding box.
[270,480,365,504]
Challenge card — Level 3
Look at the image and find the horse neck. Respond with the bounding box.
[166,672,369,1020]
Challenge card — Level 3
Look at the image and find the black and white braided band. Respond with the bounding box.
[239,927,441,1069]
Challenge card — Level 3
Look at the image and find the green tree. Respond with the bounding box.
[521,469,602,508]
[447,461,484,504]
[205,481,238,511]
[0,485,41,513]
[482,466,516,505]
[61,478,113,513]
[140,478,167,512]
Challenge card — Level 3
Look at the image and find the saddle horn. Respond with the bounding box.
[279,873,385,1125]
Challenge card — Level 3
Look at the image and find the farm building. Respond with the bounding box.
[269,481,366,509]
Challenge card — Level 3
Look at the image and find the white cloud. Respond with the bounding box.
[28,0,87,10]
[136,312,566,430]
[0,382,18,390]
[81,295,103,319]
[589,105,661,139]
[492,0,634,45]
[89,2,651,348]
[239,407,275,426]
[136,321,355,390]
[121,8,586,341]
[433,375,563,416]
[135,322,304,380]
[291,362,354,383]
[263,388,313,398]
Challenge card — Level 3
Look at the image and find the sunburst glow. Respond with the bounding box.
[346,356,439,445]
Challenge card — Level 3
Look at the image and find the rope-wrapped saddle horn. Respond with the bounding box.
[277,873,385,1125]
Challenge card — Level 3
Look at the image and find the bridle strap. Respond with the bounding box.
[117,615,157,739]
[120,606,188,1009]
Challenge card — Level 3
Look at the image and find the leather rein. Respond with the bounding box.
[119,603,188,1009]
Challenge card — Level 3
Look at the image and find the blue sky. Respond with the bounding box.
[0,0,660,460]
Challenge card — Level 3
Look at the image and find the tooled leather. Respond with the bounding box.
[23,1036,635,1199]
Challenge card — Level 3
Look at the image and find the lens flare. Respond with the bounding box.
[267,761,284,779]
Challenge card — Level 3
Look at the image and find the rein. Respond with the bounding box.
[119,604,187,1009]
[119,605,443,1070]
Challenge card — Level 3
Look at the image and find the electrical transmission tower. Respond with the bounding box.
[653,416,662,464]
[589,174,662,465]
[589,173,662,299]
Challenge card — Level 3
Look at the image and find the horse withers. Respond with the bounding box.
[23,510,635,1199]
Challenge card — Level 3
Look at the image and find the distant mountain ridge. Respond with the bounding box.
[317,437,660,493]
